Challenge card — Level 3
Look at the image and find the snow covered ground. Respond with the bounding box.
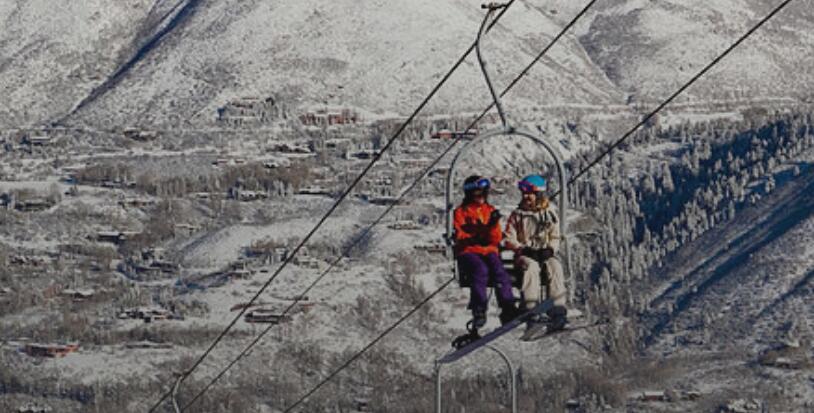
[2,1,814,412]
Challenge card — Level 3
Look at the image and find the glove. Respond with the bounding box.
[513,254,527,270]
[487,210,502,227]
[538,248,555,261]
[476,233,492,246]
[520,247,555,261]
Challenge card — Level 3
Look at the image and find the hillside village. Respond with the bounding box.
[2,1,814,412]
[2,90,814,411]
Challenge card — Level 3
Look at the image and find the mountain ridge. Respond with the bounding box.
[1,0,812,130]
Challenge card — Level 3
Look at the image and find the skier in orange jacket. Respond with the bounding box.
[453,175,520,328]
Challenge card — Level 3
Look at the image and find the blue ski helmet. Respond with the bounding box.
[518,174,547,193]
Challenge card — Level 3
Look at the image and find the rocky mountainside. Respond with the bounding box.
[2,0,812,129]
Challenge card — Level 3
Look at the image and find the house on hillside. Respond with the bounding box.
[244,308,292,324]
[268,141,313,154]
[414,242,446,254]
[397,157,431,169]
[227,188,269,202]
[141,247,165,261]
[22,134,57,146]
[61,288,95,301]
[0,192,13,210]
[226,269,252,279]
[134,259,179,276]
[299,107,359,127]
[292,254,320,269]
[125,340,173,350]
[366,195,399,206]
[217,96,282,127]
[122,128,159,142]
[297,185,331,196]
[346,148,379,160]
[174,223,199,236]
[17,402,52,413]
[324,138,352,151]
[387,220,420,230]
[639,391,669,402]
[430,129,477,140]
[11,255,49,267]
[263,159,290,169]
[23,342,79,358]
[118,307,172,322]
[119,197,156,208]
[14,198,53,212]
[97,231,125,244]
[720,399,761,413]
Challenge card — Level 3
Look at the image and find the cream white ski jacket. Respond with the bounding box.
[503,206,560,253]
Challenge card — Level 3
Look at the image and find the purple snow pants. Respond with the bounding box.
[457,252,516,312]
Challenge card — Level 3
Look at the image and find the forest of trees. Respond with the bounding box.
[4,106,814,412]
[74,161,312,199]
[564,110,814,352]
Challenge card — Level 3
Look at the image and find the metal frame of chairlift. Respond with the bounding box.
[435,344,517,413]
[442,3,573,302]
[436,3,574,412]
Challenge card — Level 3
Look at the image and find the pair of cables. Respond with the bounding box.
[148,2,523,411]
[157,0,796,410]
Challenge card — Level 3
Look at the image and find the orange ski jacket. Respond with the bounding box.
[453,202,502,256]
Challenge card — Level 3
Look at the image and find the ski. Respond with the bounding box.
[520,317,609,342]
[440,299,555,364]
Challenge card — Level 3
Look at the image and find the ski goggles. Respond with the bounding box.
[518,180,545,193]
[463,178,490,192]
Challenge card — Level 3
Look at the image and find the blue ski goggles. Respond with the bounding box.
[518,180,545,193]
[463,178,490,192]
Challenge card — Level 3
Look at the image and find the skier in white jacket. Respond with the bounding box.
[503,174,568,331]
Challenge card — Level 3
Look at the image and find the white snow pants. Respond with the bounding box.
[518,256,567,310]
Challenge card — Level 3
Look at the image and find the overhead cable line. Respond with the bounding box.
[176,2,601,410]
[563,0,797,189]
[146,2,521,411]
[282,279,455,413]
[279,1,796,410]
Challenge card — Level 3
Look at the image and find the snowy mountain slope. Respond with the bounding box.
[59,0,623,128]
[4,0,812,130]
[642,161,814,353]
[0,0,156,127]
[177,209,364,269]
[580,0,814,104]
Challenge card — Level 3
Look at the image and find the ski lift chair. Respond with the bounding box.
[442,2,573,303]
[443,131,571,298]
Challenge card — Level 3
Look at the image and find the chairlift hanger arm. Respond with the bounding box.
[476,3,509,129]
[482,2,509,10]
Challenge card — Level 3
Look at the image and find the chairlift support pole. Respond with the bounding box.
[435,344,516,413]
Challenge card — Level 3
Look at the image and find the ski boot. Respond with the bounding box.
[451,310,485,349]
[498,304,524,326]
[520,312,548,341]
[545,305,568,333]
[471,308,486,329]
